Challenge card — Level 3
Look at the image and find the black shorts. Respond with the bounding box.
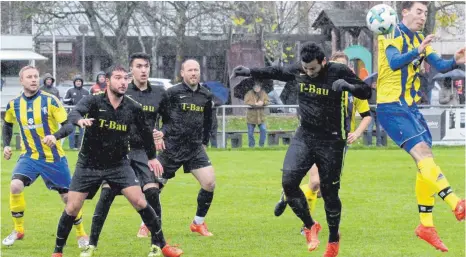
[157,146,211,181]
[70,160,140,200]
[129,149,156,188]
[282,127,347,188]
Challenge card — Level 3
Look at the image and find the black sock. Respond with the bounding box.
[144,188,162,223]
[138,206,166,248]
[287,194,315,229]
[196,189,214,218]
[323,197,342,242]
[89,187,116,246]
[54,211,76,253]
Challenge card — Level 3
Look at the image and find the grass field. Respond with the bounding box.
[1,147,465,257]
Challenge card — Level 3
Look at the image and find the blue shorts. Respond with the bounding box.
[12,156,72,192]
[377,102,432,152]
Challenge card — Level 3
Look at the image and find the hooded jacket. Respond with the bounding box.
[63,75,90,106]
[40,73,60,98]
[90,71,107,94]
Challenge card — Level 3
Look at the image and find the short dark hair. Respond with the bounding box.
[300,42,325,64]
[105,65,128,79]
[401,1,429,11]
[129,52,151,67]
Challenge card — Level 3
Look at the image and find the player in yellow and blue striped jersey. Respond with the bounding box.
[376,1,465,252]
[2,66,89,248]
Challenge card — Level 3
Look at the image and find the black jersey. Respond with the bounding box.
[69,92,156,168]
[250,62,371,140]
[126,81,166,150]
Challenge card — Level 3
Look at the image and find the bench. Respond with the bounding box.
[362,130,388,146]
[216,130,295,148]
[267,130,294,146]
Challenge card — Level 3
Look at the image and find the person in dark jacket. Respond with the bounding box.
[63,75,90,149]
[40,73,60,99]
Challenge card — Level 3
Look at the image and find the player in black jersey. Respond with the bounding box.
[231,42,371,257]
[51,65,182,257]
[153,59,216,237]
[80,53,182,257]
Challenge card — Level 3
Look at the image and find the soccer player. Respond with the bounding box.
[231,42,371,257]
[81,53,181,257]
[274,52,373,225]
[50,65,182,257]
[152,59,216,237]
[2,66,89,248]
[376,1,465,252]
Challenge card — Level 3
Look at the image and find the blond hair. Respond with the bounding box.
[19,65,39,78]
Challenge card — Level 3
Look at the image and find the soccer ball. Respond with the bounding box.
[366,4,398,35]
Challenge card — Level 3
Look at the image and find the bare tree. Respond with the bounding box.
[231,2,314,65]
[139,1,230,82]
[81,1,137,66]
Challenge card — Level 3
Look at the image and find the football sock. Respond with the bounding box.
[90,187,116,246]
[196,189,214,219]
[10,192,25,234]
[144,188,162,223]
[54,211,76,253]
[74,209,86,237]
[301,184,318,215]
[138,206,165,248]
[287,194,315,229]
[194,216,205,225]
[417,158,460,210]
[415,172,435,227]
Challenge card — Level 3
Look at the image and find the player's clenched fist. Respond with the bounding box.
[42,135,57,147]
[3,146,12,160]
[230,66,251,79]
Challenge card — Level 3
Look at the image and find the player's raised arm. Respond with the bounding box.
[424,44,465,73]
[231,64,297,82]
[333,64,372,100]
[134,106,157,160]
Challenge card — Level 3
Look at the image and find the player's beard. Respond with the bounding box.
[109,86,124,98]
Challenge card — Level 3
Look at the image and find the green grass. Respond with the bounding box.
[1,148,465,257]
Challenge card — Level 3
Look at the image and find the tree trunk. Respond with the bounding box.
[151,35,160,77]
[173,32,186,83]
[423,3,437,35]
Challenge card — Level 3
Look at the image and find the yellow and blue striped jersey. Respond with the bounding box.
[4,91,68,162]
[377,23,436,106]
[345,92,370,132]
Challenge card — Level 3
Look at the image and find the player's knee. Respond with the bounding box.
[143,187,160,200]
[65,202,81,216]
[310,181,320,192]
[282,176,301,197]
[131,197,148,210]
[10,179,25,194]
[202,180,215,192]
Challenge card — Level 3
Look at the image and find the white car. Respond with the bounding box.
[148,78,174,90]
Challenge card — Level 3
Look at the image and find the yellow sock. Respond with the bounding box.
[301,184,318,215]
[74,209,87,237]
[415,173,435,227]
[417,157,460,210]
[10,192,26,234]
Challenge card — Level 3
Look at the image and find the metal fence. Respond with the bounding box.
[1,104,464,149]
